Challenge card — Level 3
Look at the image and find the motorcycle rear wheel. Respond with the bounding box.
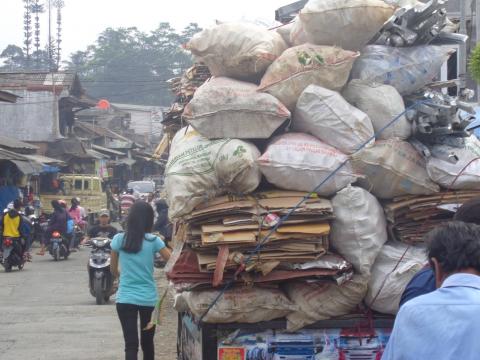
[53,247,60,261]
[4,259,12,272]
[94,277,104,305]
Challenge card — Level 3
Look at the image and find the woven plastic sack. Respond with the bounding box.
[174,287,298,324]
[257,132,357,196]
[352,139,440,199]
[286,275,369,331]
[343,80,411,140]
[294,85,374,154]
[259,45,358,110]
[183,77,290,140]
[351,45,454,95]
[186,23,287,81]
[427,136,480,190]
[298,0,395,50]
[165,127,261,219]
[290,17,308,46]
[365,241,427,315]
[330,186,388,275]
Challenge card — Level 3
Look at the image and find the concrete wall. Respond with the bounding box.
[0,90,60,142]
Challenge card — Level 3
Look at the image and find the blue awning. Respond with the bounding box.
[42,165,60,173]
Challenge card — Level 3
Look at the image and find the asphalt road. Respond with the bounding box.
[0,246,177,360]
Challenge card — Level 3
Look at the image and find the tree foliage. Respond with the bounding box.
[64,22,202,106]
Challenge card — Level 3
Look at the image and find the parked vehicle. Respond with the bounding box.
[127,180,155,199]
[40,174,108,224]
[48,231,70,261]
[1,237,25,272]
[88,237,116,305]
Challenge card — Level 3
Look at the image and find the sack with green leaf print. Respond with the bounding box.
[165,127,261,220]
[258,44,359,110]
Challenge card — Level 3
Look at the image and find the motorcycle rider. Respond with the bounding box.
[153,199,172,246]
[37,200,68,256]
[0,199,28,261]
[68,197,87,251]
[83,210,117,242]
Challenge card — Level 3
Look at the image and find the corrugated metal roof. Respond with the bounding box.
[0,135,38,151]
[22,154,65,165]
[75,122,132,142]
[0,72,83,97]
[0,90,19,103]
[0,148,28,161]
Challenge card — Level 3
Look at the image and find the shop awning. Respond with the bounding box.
[10,160,44,175]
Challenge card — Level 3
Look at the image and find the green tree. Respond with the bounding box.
[1,45,27,71]
[64,23,202,106]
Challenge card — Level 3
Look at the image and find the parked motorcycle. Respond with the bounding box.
[88,237,116,305]
[1,237,25,272]
[48,231,70,261]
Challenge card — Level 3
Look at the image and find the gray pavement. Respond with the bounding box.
[0,247,177,360]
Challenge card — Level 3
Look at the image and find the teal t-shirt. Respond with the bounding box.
[111,233,165,307]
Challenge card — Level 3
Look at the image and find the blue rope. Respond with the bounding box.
[198,100,425,323]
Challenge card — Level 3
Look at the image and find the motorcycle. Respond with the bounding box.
[73,224,84,248]
[48,231,70,261]
[88,237,116,305]
[1,237,25,272]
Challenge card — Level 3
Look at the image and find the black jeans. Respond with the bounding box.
[116,303,155,360]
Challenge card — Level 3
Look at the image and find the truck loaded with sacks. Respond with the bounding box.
[161,1,478,359]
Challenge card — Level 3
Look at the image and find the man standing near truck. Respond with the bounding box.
[382,221,480,360]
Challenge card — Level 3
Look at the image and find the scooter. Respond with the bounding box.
[48,231,70,261]
[88,237,116,305]
[1,237,25,272]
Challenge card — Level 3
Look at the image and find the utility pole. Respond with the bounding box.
[48,0,53,71]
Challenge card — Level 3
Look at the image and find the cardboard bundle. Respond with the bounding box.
[384,191,480,244]
[168,191,354,289]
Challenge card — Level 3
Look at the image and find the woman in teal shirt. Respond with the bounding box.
[110,201,171,360]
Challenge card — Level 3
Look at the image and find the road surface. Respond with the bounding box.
[0,247,177,360]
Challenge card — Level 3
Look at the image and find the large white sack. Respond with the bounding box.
[165,127,261,219]
[351,45,453,95]
[331,186,388,275]
[257,133,357,196]
[365,241,427,315]
[427,136,480,190]
[174,287,297,323]
[290,17,308,46]
[294,85,374,154]
[342,80,411,140]
[286,275,369,331]
[352,139,440,199]
[258,44,359,110]
[298,0,395,50]
[183,77,290,139]
[186,22,287,81]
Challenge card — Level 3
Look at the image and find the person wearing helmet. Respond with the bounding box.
[69,197,87,231]
[37,200,68,256]
[0,199,29,261]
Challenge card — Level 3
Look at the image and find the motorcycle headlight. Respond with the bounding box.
[92,238,109,247]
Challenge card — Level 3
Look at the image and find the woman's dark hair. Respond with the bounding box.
[122,201,154,253]
[426,221,480,274]
[51,200,63,212]
[454,197,480,225]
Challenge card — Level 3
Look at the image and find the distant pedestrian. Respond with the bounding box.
[382,221,480,360]
[110,201,171,360]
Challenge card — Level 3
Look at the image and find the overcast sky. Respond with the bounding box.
[0,0,291,60]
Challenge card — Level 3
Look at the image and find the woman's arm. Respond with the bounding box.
[159,247,171,261]
[110,250,120,278]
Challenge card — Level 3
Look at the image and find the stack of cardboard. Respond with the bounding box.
[384,190,480,244]
[168,191,354,289]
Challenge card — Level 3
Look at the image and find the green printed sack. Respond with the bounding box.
[165,127,261,219]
